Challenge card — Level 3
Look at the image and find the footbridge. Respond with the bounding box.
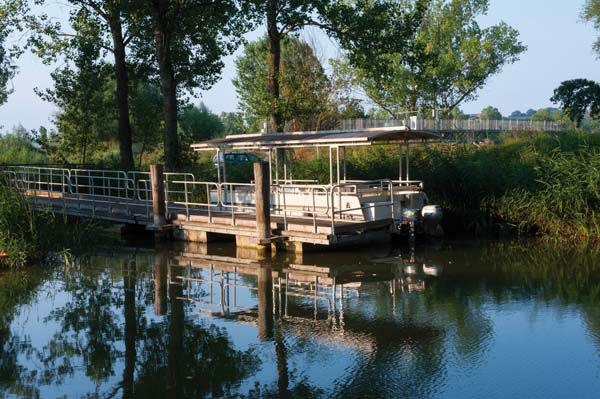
[1,165,398,252]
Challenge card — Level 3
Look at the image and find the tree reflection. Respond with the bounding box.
[4,241,600,399]
[0,253,260,398]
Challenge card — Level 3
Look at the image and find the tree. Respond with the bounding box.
[531,108,563,122]
[334,0,526,118]
[583,0,600,56]
[233,36,334,132]
[130,82,163,169]
[244,0,425,133]
[130,0,246,171]
[0,1,22,106]
[245,0,324,133]
[551,79,600,126]
[36,35,113,165]
[220,112,246,135]
[510,110,525,118]
[179,103,225,142]
[480,106,502,120]
[450,107,468,120]
[26,0,138,170]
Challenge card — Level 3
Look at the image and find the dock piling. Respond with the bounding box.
[150,164,167,237]
[254,161,271,250]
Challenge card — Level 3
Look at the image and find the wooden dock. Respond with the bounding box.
[5,166,396,253]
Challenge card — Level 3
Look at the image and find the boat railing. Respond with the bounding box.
[272,183,330,233]
[331,180,397,232]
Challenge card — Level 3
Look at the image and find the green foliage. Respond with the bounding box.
[0,0,24,106]
[35,21,115,165]
[130,82,163,168]
[131,0,246,95]
[0,125,47,165]
[220,111,247,135]
[0,184,97,268]
[551,79,600,126]
[288,131,600,242]
[531,108,563,121]
[334,0,526,117]
[233,36,334,132]
[582,0,600,56]
[480,106,502,120]
[179,103,225,142]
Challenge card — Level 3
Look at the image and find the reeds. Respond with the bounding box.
[0,184,97,268]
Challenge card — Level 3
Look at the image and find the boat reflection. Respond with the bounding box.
[169,244,444,349]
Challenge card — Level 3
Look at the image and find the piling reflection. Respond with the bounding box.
[2,241,600,398]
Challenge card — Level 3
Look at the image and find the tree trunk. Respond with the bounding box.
[267,0,283,133]
[154,0,180,171]
[122,260,136,399]
[108,12,135,171]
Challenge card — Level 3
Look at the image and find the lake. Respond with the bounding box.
[1,239,600,398]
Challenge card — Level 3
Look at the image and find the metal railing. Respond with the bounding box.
[334,118,564,132]
[5,166,424,237]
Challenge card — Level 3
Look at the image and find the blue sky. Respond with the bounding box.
[0,0,599,131]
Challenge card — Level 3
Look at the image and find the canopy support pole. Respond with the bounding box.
[343,147,347,182]
[222,149,227,183]
[275,148,279,185]
[283,149,287,184]
[405,141,410,181]
[329,146,333,186]
[268,149,273,185]
[336,146,340,184]
[216,149,221,184]
[398,144,402,182]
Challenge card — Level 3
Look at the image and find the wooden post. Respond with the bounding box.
[150,164,166,228]
[254,161,271,246]
[257,265,274,340]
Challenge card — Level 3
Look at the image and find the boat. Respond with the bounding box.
[190,122,443,243]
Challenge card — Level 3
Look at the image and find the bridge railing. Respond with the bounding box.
[164,180,221,223]
[333,118,564,132]
[6,166,422,236]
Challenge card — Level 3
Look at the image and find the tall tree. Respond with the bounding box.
[179,102,225,142]
[583,0,600,56]
[131,0,245,171]
[480,106,502,120]
[0,0,23,106]
[130,82,163,169]
[233,36,334,132]
[247,0,425,132]
[551,79,600,126]
[36,30,114,165]
[333,0,526,117]
[24,0,136,169]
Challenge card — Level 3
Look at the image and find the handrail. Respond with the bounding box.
[8,167,411,237]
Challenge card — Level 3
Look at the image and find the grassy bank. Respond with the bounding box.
[280,131,600,243]
[0,184,98,268]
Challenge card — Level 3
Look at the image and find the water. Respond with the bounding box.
[2,239,600,398]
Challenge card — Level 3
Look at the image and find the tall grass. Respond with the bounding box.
[0,184,97,268]
[287,130,600,243]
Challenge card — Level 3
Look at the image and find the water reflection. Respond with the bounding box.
[1,240,600,398]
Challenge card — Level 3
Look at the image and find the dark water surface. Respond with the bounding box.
[2,239,600,398]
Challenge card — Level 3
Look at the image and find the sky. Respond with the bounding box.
[0,0,599,132]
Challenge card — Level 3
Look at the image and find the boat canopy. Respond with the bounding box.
[191,126,440,151]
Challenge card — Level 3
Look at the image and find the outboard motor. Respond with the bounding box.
[421,205,443,237]
[421,205,443,225]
